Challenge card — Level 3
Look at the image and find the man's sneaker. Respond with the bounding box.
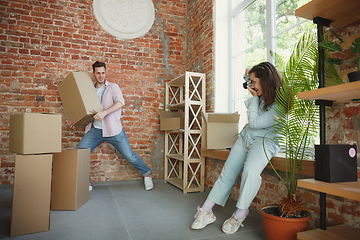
[221,210,248,234]
[191,207,216,229]
[89,182,93,191]
[144,176,153,190]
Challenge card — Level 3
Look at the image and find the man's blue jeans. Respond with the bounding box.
[77,127,151,176]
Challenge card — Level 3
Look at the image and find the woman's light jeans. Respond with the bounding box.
[208,136,279,209]
[77,127,151,176]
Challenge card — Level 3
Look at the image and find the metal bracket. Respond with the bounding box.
[313,16,333,27]
[315,100,333,106]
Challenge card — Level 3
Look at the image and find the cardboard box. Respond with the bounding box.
[51,148,90,210]
[57,71,102,128]
[205,112,240,149]
[11,154,52,237]
[9,113,62,154]
[160,110,185,131]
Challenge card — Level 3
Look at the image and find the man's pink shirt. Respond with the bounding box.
[85,80,125,137]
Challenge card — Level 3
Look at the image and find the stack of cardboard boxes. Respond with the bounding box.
[8,71,100,237]
[9,113,62,237]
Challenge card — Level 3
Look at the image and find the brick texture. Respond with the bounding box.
[186,0,214,112]
[0,0,186,184]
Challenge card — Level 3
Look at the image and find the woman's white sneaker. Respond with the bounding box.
[191,207,216,229]
[221,210,248,234]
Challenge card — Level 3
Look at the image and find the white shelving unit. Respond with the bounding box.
[164,72,206,194]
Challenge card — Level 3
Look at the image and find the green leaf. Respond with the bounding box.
[268,29,320,201]
[326,57,343,65]
[330,29,345,43]
[318,41,343,52]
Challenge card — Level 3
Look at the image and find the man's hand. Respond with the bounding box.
[65,120,75,129]
[93,102,123,121]
[93,109,107,121]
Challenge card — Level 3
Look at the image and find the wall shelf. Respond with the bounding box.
[201,149,315,177]
[295,0,360,236]
[295,0,360,28]
[298,224,360,240]
[297,81,360,103]
[298,179,360,201]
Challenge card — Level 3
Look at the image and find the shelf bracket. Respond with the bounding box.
[313,16,333,28]
[315,100,333,106]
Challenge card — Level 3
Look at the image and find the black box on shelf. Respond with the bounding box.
[315,145,358,183]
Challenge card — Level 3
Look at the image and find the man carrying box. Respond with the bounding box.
[66,61,153,191]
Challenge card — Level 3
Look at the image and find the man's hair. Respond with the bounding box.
[249,62,282,111]
[92,61,106,72]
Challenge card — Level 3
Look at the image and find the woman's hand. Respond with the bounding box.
[248,86,258,96]
[245,69,257,96]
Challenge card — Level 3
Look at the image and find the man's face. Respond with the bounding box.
[94,66,106,85]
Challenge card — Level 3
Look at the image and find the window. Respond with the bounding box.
[215,0,314,129]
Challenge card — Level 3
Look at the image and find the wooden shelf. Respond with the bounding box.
[295,0,360,28]
[165,178,202,193]
[201,148,315,177]
[166,129,185,133]
[168,74,185,86]
[297,81,360,103]
[297,224,360,240]
[201,148,231,161]
[166,102,185,110]
[298,179,360,201]
[295,0,360,236]
[166,154,202,163]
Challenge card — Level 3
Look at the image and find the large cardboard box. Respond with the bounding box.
[57,71,102,128]
[205,113,240,149]
[51,148,90,210]
[11,154,53,237]
[160,110,185,131]
[9,113,62,154]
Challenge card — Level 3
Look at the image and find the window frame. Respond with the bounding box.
[214,0,309,114]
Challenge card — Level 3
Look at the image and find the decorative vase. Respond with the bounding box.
[260,204,311,240]
[347,71,360,82]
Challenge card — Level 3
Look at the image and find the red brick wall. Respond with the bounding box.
[186,0,214,112]
[0,0,186,184]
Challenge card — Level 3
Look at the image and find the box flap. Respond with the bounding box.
[206,112,240,123]
[160,110,185,118]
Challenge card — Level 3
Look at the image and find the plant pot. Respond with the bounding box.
[260,204,311,240]
[347,71,360,82]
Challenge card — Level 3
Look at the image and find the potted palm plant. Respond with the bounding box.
[259,30,320,240]
[318,29,360,82]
